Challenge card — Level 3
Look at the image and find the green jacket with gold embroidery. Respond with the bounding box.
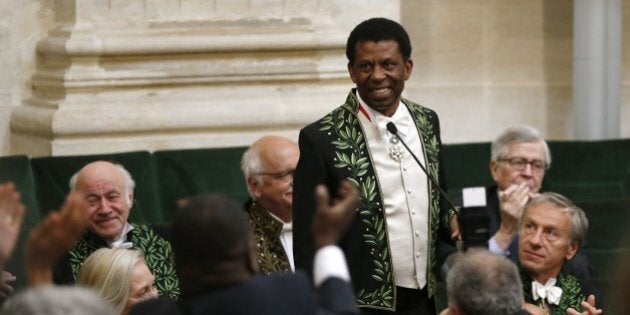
[293,89,454,311]
[246,200,292,274]
[53,223,180,299]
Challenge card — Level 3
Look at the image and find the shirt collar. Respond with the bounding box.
[108,222,134,249]
[355,91,411,140]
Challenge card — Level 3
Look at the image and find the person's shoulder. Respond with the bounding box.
[403,98,437,114]
[131,296,183,315]
[301,105,348,132]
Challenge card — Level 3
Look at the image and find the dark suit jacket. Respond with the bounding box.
[293,89,455,311]
[130,272,358,315]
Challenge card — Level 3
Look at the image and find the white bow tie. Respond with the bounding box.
[376,115,411,141]
[111,241,133,249]
[532,278,562,305]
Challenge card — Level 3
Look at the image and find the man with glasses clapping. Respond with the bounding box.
[485,125,596,294]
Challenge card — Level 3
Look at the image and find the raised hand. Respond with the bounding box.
[567,295,603,315]
[0,182,25,267]
[493,183,532,250]
[26,192,89,286]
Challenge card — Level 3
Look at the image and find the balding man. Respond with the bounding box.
[241,136,300,274]
[52,161,179,299]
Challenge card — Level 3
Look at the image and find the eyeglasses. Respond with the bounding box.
[255,169,295,183]
[498,157,547,173]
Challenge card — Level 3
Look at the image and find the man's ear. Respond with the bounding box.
[489,160,500,182]
[565,241,579,261]
[347,62,358,84]
[403,58,413,80]
[127,191,134,208]
[247,177,263,199]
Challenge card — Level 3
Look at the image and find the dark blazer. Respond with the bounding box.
[293,89,455,311]
[130,272,358,315]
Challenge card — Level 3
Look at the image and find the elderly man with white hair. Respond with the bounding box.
[52,161,179,299]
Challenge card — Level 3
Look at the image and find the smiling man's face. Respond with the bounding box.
[348,40,413,117]
[75,161,132,242]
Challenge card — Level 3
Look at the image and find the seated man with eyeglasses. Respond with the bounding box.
[482,125,596,295]
[240,136,300,274]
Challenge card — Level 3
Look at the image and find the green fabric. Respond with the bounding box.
[69,224,180,299]
[0,155,40,290]
[441,142,494,200]
[30,151,164,223]
[152,147,248,221]
[545,139,630,201]
[521,271,585,314]
[247,201,291,274]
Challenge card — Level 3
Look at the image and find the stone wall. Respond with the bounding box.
[2,0,630,156]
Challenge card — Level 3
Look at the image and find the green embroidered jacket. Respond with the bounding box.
[246,200,292,274]
[521,270,586,314]
[54,224,180,299]
[293,89,454,311]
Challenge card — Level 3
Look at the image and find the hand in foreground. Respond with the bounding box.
[312,181,359,249]
[493,183,535,250]
[522,303,547,315]
[498,183,532,232]
[567,295,603,315]
[449,214,461,241]
[0,182,25,266]
[26,192,89,286]
[0,270,16,303]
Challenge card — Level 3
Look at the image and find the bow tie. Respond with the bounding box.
[532,278,562,305]
[375,114,411,140]
[111,241,133,249]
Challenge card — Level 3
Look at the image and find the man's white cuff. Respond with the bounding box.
[313,245,350,287]
[488,237,510,256]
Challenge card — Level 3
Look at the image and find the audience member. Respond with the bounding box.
[131,181,360,315]
[518,193,602,315]
[469,125,594,284]
[440,249,526,315]
[0,285,114,315]
[0,182,24,306]
[293,17,455,314]
[0,188,112,314]
[26,193,88,286]
[241,135,300,274]
[52,161,179,298]
[77,248,158,315]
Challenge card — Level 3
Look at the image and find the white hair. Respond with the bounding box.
[69,162,136,205]
[0,285,115,315]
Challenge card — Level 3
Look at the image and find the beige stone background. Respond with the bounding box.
[0,0,628,156]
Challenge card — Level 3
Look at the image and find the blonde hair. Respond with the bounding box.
[76,248,144,314]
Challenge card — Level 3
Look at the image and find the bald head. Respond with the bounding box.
[70,161,135,242]
[241,136,299,222]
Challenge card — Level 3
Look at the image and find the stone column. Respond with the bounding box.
[573,0,622,140]
[11,0,396,156]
